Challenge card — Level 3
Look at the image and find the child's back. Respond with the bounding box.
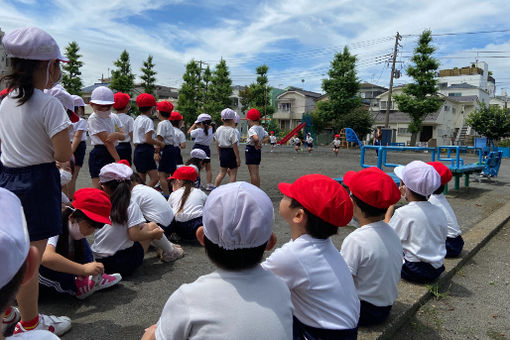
[168,186,207,222]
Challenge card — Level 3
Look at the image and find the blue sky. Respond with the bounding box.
[2,0,510,93]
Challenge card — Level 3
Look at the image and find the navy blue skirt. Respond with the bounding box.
[193,143,211,163]
[89,145,115,178]
[74,141,86,167]
[401,260,445,284]
[0,162,61,241]
[167,216,203,241]
[96,242,144,277]
[116,142,133,166]
[358,300,392,327]
[158,145,178,174]
[219,147,237,169]
[245,145,261,165]
[293,316,357,340]
[134,143,157,173]
[445,235,464,258]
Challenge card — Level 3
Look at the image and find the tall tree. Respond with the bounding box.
[200,65,212,110]
[249,65,274,118]
[204,58,233,123]
[140,55,157,95]
[239,85,254,112]
[61,41,83,95]
[110,50,135,95]
[466,102,510,142]
[177,60,202,125]
[394,30,443,145]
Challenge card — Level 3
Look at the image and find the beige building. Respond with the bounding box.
[273,88,322,130]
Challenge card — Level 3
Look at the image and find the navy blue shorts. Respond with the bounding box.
[219,147,237,169]
[96,242,144,277]
[176,148,183,165]
[0,162,61,241]
[245,145,261,165]
[167,216,203,241]
[401,260,445,284]
[446,235,464,258]
[134,144,157,174]
[293,316,357,340]
[89,145,115,178]
[358,300,392,327]
[116,142,132,166]
[158,145,177,174]
[193,143,211,163]
[74,141,86,167]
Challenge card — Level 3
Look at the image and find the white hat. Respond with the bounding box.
[90,86,115,105]
[195,113,211,124]
[44,87,74,111]
[72,94,85,107]
[394,160,441,197]
[2,27,68,62]
[234,112,240,124]
[0,188,30,289]
[190,148,210,160]
[99,163,133,183]
[221,108,236,120]
[203,182,274,250]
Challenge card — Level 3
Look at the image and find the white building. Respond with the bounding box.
[437,61,496,97]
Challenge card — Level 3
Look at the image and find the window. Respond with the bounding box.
[281,103,291,111]
[398,128,410,135]
[444,105,450,111]
[448,93,462,97]
[380,101,387,110]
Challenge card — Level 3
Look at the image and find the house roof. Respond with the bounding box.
[278,88,322,99]
[372,110,440,124]
[82,82,110,93]
[360,82,387,90]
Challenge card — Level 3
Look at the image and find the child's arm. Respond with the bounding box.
[233,142,240,167]
[384,205,395,223]
[42,244,104,277]
[154,136,164,161]
[141,324,157,340]
[128,222,165,242]
[70,130,84,153]
[187,123,197,135]
[145,131,165,148]
[95,131,121,161]
[51,127,73,163]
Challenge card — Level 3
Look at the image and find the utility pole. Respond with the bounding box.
[385,32,401,128]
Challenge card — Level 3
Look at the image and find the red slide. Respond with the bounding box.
[278,123,306,145]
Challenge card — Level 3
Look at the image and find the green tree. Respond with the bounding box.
[140,55,157,95]
[394,30,443,145]
[200,65,212,110]
[61,41,83,95]
[110,50,135,95]
[466,102,510,142]
[248,65,274,118]
[177,60,202,125]
[239,85,254,112]
[337,107,375,140]
[204,58,233,123]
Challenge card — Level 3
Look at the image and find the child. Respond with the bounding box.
[331,134,341,157]
[167,166,208,241]
[262,174,360,339]
[291,133,301,152]
[0,27,72,336]
[133,93,164,187]
[145,182,294,340]
[269,131,277,152]
[213,108,240,187]
[428,162,464,258]
[113,92,134,166]
[155,101,176,196]
[91,163,183,277]
[187,113,214,191]
[69,94,87,198]
[234,112,242,142]
[39,188,122,300]
[385,160,448,283]
[340,167,403,326]
[245,108,269,187]
[87,86,126,188]
[305,132,313,153]
[170,111,186,165]
[186,148,210,189]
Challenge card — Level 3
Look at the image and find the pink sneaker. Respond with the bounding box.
[91,273,122,292]
[75,276,96,300]
[2,306,20,335]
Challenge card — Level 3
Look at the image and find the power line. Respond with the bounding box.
[403,28,510,37]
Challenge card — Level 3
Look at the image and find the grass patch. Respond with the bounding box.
[426,283,450,300]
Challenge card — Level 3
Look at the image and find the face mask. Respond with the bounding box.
[45,60,62,89]
[95,110,111,119]
[68,221,85,240]
[60,169,72,186]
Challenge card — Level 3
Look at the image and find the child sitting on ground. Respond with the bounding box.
[385,160,448,283]
[143,182,294,340]
[213,108,240,187]
[340,167,403,326]
[185,148,210,189]
[262,174,360,339]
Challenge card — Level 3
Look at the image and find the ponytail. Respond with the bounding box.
[102,180,132,225]
[178,180,195,213]
[0,58,42,105]
[202,120,212,136]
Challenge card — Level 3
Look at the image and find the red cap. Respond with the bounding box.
[278,174,353,227]
[270,131,274,134]
[294,133,298,136]
[136,93,156,108]
[343,167,401,209]
[168,166,197,182]
[117,159,131,167]
[335,134,340,138]
[72,188,112,224]
[113,92,130,110]
[68,110,79,123]
[169,111,182,121]
[157,101,174,113]
[246,108,261,121]
[427,161,452,185]
[0,88,12,96]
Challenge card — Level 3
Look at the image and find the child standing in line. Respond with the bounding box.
[269,131,277,152]
[187,113,214,191]
[305,132,314,153]
[133,93,164,187]
[427,162,464,258]
[68,94,87,198]
[234,112,242,142]
[331,134,341,157]
[113,92,134,165]
[154,101,176,197]
[291,133,301,153]
[262,174,360,339]
[185,148,210,189]
[245,108,269,187]
[170,111,186,165]
[340,167,403,326]
[213,108,240,187]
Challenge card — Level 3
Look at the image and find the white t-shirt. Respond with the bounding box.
[91,199,146,258]
[333,139,341,147]
[0,89,71,167]
[133,115,155,145]
[174,127,186,146]
[156,120,175,146]
[389,201,448,268]
[428,194,462,238]
[168,187,207,222]
[87,112,123,146]
[305,136,313,144]
[69,118,87,142]
[115,113,134,143]
[291,137,301,145]
[156,266,293,340]
[262,234,360,330]
[190,127,213,146]
[131,184,174,226]
[340,221,403,306]
[247,125,268,146]
[214,126,239,148]
[7,330,60,340]
[270,135,277,144]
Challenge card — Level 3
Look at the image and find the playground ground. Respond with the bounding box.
[37,143,509,340]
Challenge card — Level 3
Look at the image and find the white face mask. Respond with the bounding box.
[95,110,111,118]
[60,169,72,186]
[45,60,62,89]
[68,221,85,240]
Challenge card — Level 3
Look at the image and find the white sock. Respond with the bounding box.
[151,235,173,253]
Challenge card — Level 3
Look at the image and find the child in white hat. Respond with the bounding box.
[185,148,210,189]
[213,108,240,187]
[187,113,215,190]
[144,182,293,340]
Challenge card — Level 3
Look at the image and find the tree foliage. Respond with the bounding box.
[394,30,443,145]
[61,41,83,95]
[110,50,135,95]
[177,60,202,125]
[200,65,212,110]
[466,102,510,141]
[204,59,233,123]
[336,107,375,139]
[140,55,157,95]
[242,65,274,118]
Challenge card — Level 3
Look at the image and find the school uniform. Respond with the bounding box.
[167,187,207,240]
[215,126,239,169]
[246,125,268,165]
[305,136,313,148]
[341,221,403,326]
[87,112,123,178]
[191,127,213,164]
[156,120,177,174]
[131,183,174,227]
[69,117,87,167]
[115,112,134,165]
[389,201,448,283]
[174,127,186,165]
[292,137,301,147]
[429,193,464,258]
[0,89,70,241]
[133,114,157,173]
[333,139,341,149]
[270,135,277,145]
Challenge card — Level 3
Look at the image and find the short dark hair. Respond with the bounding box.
[170,120,180,127]
[0,261,26,313]
[289,198,337,239]
[433,185,445,195]
[351,194,387,218]
[159,111,171,118]
[402,181,428,201]
[139,106,153,113]
[0,58,44,105]
[203,235,267,271]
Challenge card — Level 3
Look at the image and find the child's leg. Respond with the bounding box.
[138,172,147,184]
[247,164,260,187]
[147,169,159,187]
[91,177,100,189]
[68,165,81,198]
[205,163,212,186]
[158,172,170,195]
[228,167,238,182]
[214,167,228,187]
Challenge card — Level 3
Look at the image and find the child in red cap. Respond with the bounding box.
[340,168,403,326]
[269,131,277,152]
[155,101,177,197]
[113,92,134,166]
[291,133,301,153]
[262,174,360,339]
[331,134,341,156]
[169,111,186,166]
[245,108,269,187]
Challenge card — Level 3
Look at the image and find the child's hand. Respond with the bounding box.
[82,262,104,276]
[151,227,164,240]
[141,324,157,340]
[105,133,120,143]
[158,141,165,148]
[154,153,160,162]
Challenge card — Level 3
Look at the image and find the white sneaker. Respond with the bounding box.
[14,314,71,336]
[92,273,122,292]
[161,245,184,263]
[2,306,20,335]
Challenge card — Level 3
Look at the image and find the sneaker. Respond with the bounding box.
[75,276,96,300]
[205,184,215,191]
[160,245,184,263]
[2,306,20,335]
[14,314,71,336]
[91,273,122,292]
